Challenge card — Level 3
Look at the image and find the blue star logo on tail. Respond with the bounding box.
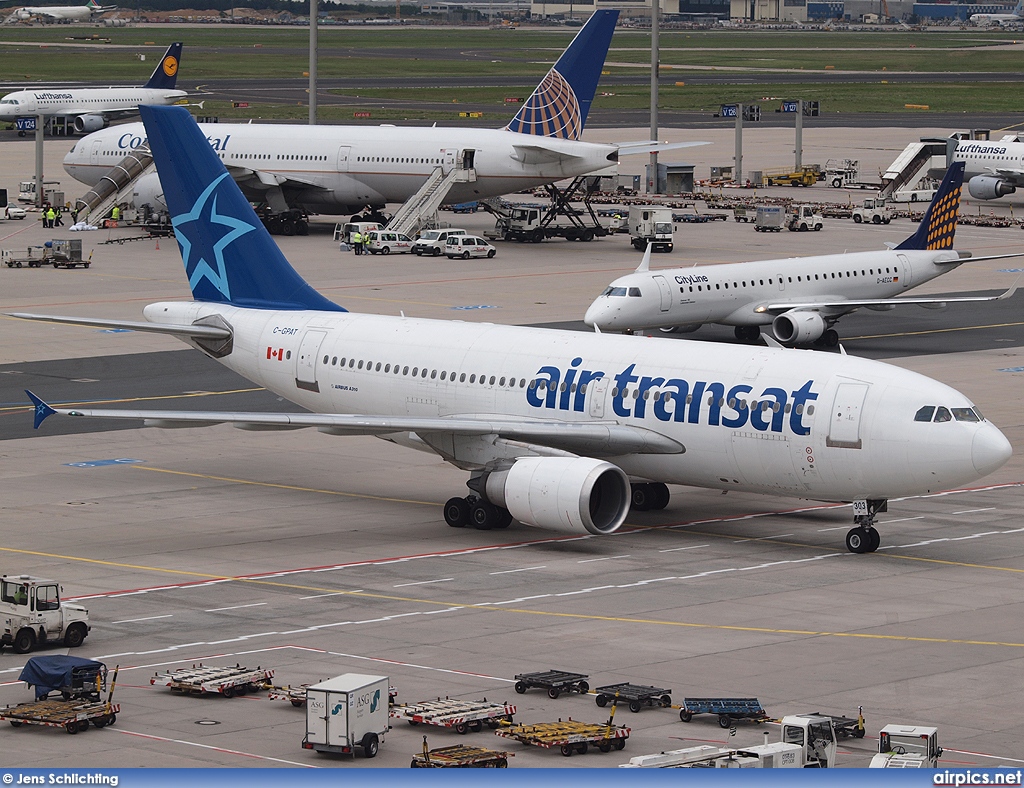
[171,172,256,301]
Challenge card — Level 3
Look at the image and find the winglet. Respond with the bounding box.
[25,390,56,430]
[997,272,1023,300]
[635,243,652,273]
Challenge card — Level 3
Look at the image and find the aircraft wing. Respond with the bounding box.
[614,140,709,156]
[989,167,1024,181]
[7,312,231,340]
[757,281,1019,315]
[25,392,683,457]
[227,166,325,190]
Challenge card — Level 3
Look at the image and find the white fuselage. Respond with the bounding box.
[950,139,1024,199]
[584,249,962,332]
[0,88,187,121]
[143,300,1010,503]
[63,122,618,212]
[969,12,1022,24]
[14,4,98,20]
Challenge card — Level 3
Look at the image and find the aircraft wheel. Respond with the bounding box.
[471,501,498,529]
[630,483,654,511]
[846,528,873,554]
[649,483,670,510]
[866,527,880,552]
[281,219,296,236]
[734,325,760,343]
[823,329,840,347]
[494,508,513,529]
[444,497,470,527]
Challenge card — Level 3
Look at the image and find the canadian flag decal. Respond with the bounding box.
[267,347,285,361]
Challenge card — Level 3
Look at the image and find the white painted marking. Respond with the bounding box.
[205,602,268,612]
[394,578,454,587]
[659,545,710,553]
[111,728,316,768]
[110,615,173,624]
[879,516,925,524]
[489,566,546,575]
[952,508,996,515]
[300,591,363,599]
[818,526,848,532]
[577,554,630,563]
[761,533,794,540]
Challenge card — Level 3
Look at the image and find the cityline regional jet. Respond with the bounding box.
[0,43,184,134]
[4,0,115,22]
[16,107,1012,556]
[585,162,1022,345]
[970,0,1023,25]
[62,11,698,226]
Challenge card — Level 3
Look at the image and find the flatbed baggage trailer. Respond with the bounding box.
[391,698,515,734]
[513,670,589,699]
[268,684,309,707]
[411,737,514,768]
[679,698,769,727]
[151,663,274,698]
[495,719,629,757]
[594,683,672,713]
[1,698,119,734]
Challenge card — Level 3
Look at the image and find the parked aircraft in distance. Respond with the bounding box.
[4,0,115,22]
[969,0,1022,25]
[585,163,1022,345]
[15,106,1012,555]
[0,43,184,134]
[951,135,1024,201]
[62,11,702,234]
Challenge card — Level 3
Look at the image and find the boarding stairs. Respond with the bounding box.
[878,139,952,198]
[74,145,155,223]
[387,166,474,238]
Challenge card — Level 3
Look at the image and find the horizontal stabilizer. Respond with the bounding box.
[510,143,585,165]
[615,140,710,156]
[7,312,231,340]
[934,250,1024,265]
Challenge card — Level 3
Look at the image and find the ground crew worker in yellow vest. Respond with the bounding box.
[46,207,55,228]
[111,205,121,222]
[351,230,363,255]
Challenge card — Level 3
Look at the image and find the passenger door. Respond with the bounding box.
[827,382,869,449]
[296,330,326,393]
[653,275,672,312]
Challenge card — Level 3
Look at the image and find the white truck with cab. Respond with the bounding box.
[1,574,90,654]
[869,725,942,767]
[787,204,825,232]
[302,673,390,758]
[629,206,673,252]
[852,197,893,225]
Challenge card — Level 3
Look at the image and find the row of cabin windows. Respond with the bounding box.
[323,355,529,388]
[681,267,897,293]
[356,156,442,165]
[914,405,984,423]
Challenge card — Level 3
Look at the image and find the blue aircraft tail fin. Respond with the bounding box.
[139,105,345,312]
[144,43,183,90]
[895,161,965,251]
[504,10,619,140]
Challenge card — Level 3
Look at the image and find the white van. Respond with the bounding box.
[364,230,413,255]
[413,228,467,257]
[341,221,382,245]
[445,235,497,259]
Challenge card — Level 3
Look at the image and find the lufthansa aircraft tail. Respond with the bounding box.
[895,161,965,251]
[144,43,183,90]
[504,9,618,140]
[140,105,345,312]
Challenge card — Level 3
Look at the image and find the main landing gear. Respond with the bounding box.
[846,498,886,554]
[630,482,670,511]
[444,495,513,531]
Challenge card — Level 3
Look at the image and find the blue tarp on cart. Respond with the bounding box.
[19,656,105,700]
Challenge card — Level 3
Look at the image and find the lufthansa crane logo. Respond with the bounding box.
[163,55,179,78]
[505,69,582,140]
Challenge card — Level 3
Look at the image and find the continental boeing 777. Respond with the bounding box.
[14,106,1012,555]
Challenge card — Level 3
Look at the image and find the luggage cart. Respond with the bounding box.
[495,718,630,757]
[594,683,672,713]
[410,736,514,768]
[512,670,590,699]
[1,666,119,734]
[151,663,274,698]
[391,698,515,734]
[812,708,866,739]
[268,684,309,707]
[678,698,769,727]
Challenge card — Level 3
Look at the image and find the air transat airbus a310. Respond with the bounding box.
[15,107,1012,556]
[61,11,699,225]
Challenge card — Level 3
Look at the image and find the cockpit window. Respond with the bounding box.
[602,287,627,297]
[914,406,935,422]
[628,287,642,298]
[973,407,985,421]
[952,407,980,423]
[933,407,952,423]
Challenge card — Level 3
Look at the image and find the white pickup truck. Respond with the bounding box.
[1,574,90,654]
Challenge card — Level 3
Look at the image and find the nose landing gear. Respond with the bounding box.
[846,498,886,553]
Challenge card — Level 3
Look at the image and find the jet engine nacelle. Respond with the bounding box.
[967,175,1017,200]
[74,114,108,134]
[484,457,630,536]
[132,172,166,212]
[772,311,825,345]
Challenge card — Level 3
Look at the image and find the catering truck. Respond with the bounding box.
[302,674,390,758]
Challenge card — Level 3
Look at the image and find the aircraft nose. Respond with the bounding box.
[584,301,613,328]
[972,424,1012,476]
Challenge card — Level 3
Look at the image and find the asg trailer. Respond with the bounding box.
[151,663,274,697]
[302,674,390,758]
[391,698,516,734]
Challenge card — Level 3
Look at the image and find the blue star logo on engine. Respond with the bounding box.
[171,172,256,301]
